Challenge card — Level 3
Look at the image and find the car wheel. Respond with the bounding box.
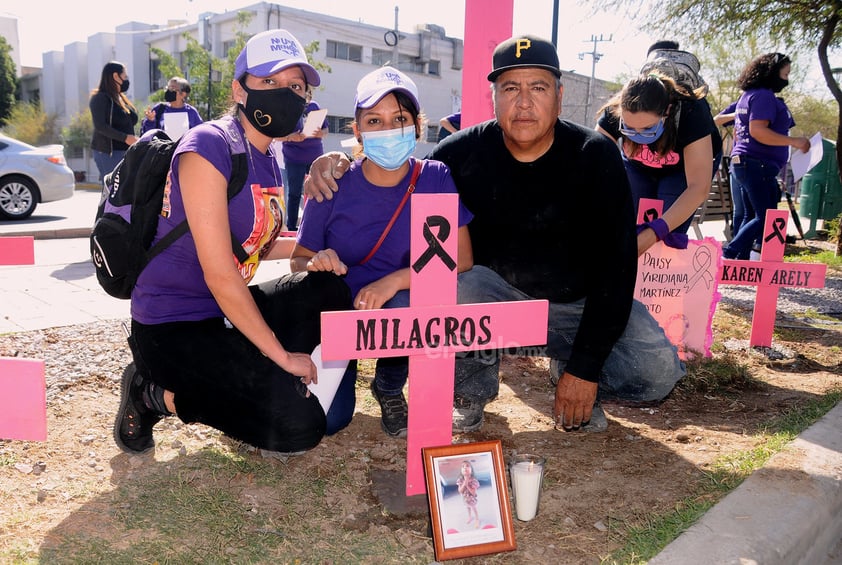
[0,175,39,220]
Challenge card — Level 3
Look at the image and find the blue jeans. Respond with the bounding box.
[723,157,781,259]
[285,160,311,230]
[93,149,126,182]
[455,266,685,403]
[625,152,722,234]
[328,290,412,431]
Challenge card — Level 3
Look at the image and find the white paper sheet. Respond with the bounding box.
[162,112,190,140]
[308,344,349,414]
[790,132,824,182]
[302,109,328,136]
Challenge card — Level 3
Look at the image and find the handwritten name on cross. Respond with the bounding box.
[718,209,826,347]
[321,194,548,496]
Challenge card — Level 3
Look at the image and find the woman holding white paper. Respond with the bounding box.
[722,53,810,260]
[279,88,329,231]
[290,66,474,438]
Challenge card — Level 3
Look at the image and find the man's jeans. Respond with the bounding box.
[456,266,686,403]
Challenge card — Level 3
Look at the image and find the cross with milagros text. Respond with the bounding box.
[320,193,549,496]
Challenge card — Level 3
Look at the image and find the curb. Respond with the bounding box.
[12,228,92,240]
[650,401,842,564]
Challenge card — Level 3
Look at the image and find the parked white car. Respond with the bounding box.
[0,134,75,220]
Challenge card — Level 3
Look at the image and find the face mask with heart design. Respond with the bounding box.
[238,82,306,138]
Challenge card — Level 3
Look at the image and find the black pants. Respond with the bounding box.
[130,271,351,452]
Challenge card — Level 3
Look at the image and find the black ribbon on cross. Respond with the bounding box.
[643,208,659,222]
[412,215,457,273]
[763,217,787,245]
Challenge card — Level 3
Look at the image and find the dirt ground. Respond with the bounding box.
[1,288,841,563]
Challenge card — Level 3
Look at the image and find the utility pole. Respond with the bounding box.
[578,34,612,125]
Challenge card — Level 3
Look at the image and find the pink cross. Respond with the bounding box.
[718,209,827,347]
[321,194,548,495]
[0,357,47,441]
[0,236,35,265]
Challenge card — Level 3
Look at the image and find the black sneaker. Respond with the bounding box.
[452,396,485,433]
[370,382,408,438]
[113,363,163,453]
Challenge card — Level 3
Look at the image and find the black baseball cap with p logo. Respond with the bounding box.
[487,35,562,81]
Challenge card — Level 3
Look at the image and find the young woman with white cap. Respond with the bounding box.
[290,66,474,438]
[114,30,351,456]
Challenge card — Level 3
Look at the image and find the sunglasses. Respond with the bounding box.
[619,117,664,139]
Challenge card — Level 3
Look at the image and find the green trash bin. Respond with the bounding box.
[799,138,841,238]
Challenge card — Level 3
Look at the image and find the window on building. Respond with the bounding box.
[428,60,441,76]
[371,48,393,67]
[426,125,439,143]
[327,115,355,136]
[149,59,164,91]
[327,40,362,63]
[222,39,238,58]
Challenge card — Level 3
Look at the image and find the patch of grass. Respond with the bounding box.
[785,247,842,271]
[605,387,842,564]
[677,353,760,395]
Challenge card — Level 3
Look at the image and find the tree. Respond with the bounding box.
[0,36,18,125]
[0,102,60,145]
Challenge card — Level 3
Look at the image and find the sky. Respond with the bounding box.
[2,0,659,82]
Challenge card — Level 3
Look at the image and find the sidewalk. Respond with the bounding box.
[0,189,839,562]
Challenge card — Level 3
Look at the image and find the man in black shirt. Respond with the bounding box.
[306,35,685,433]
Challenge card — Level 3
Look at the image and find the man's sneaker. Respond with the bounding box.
[581,402,609,433]
[549,358,561,386]
[452,396,485,433]
[370,382,408,438]
[113,364,163,453]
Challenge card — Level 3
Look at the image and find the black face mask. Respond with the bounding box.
[164,90,178,102]
[119,79,130,93]
[769,77,789,93]
[238,82,305,138]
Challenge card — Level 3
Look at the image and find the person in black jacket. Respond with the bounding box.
[89,61,138,180]
[305,35,685,434]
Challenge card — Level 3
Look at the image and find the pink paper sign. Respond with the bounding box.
[635,199,721,358]
[0,357,47,441]
[320,193,548,496]
[0,236,35,265]
[717,209,826,347]
[461,0,513,127]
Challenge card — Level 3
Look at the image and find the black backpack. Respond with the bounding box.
[90,117,250,299]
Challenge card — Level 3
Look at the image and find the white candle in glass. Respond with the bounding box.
[511,459,544,521]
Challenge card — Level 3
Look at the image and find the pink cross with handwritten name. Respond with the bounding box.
[0,236,35,265]
[321,194,548,496]
[0,357,47,441]
[718,209,826,347]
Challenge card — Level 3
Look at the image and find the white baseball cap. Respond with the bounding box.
[354,66,420,112]
[235,29,320,86]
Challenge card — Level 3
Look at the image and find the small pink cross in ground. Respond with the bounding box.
[718,209,826,347]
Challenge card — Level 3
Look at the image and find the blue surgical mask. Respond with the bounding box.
[361,127,417,171]
[620,117,665,144]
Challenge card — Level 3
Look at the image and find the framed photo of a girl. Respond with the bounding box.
[422,440,516,560]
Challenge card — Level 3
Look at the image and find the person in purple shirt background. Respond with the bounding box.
[280,89,329,230]
[291,66,474,438]
[722,53,810,260]
[140,76,204,137]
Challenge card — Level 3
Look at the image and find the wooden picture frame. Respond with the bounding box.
[422,440,516,560]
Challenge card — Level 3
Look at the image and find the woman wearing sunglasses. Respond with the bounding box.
[597,73,720,255]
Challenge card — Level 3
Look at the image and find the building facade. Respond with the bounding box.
[4,4,616,179]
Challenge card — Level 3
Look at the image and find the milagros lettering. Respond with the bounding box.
[356,315,493,351]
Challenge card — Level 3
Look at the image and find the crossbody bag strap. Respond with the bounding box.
[359,160,423,265]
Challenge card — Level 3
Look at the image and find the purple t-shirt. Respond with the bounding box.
[296,157,473,297]
[132,117,285,324]
[732,88,795,170]
[281,101,327,165]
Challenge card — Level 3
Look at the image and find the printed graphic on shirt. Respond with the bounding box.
[628,144,680,169]
[161,171,173,218]
[237,183,284,282]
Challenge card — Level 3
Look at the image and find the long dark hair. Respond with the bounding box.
[737,52,791,91]
[93,61,134,113]
[601,73,696,156]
